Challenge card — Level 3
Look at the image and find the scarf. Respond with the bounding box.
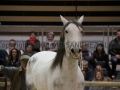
[29,37,37,45]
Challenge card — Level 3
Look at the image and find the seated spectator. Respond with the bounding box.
[94,64,108,77]
[0,55,30,90]
[25,31,40,52]
[93,43,111,76]
[109,30,120,78]
[89,70,111,90]
[82,60,94,90]
[43,32,57,52]
[81,42,93,69]
[23,43,36,57]
[6,39,24,57]
[7,48,20,67]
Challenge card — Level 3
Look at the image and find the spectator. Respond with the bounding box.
[94,64,108,77]
[82,60,94,90]
[109,29,120,78]
[89,70,111,90]
[81,42,93,69]
[7,48,20,67]
[43,32,57,52]
[93,43,111,76]
[23,43,36,57]
[0,55,30,90]
[6,39,24,57]
[25,31,40,52]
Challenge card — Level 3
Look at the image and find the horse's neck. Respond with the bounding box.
[62,54,78,79]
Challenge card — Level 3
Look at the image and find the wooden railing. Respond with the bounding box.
[0,81,120,87]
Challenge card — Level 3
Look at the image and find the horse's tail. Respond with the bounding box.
[26,55,37,90]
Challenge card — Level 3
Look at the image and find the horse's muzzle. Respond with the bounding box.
[71,48,81,59]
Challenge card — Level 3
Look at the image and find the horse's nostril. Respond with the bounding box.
[79,49,81,53]
[71,49,74,54]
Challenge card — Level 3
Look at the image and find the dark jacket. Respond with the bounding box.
[93,51,109,63]
[85,68,94,81]
[109,38,120,56]
[25,39,40,52]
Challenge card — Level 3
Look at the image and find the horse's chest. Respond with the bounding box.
[52,77,83,90]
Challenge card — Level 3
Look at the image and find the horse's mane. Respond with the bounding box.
[51,20,83,70]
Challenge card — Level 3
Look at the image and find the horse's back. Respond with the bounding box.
[26,51,57,90]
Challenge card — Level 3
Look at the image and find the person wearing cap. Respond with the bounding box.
[0,55,30,90]
[43,32,58,52]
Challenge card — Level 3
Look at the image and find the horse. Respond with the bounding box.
[26,15,85,90]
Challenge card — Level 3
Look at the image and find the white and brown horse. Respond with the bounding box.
[26,15,84,90]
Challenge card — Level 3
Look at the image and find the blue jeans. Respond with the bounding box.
[111,56,118,75]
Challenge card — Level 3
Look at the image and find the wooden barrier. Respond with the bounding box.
[0,5,120,11]
[0,16,120,22]
[85,81,120,87]
[0,81,120,87]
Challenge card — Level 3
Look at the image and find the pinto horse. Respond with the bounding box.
[26,15,85,90]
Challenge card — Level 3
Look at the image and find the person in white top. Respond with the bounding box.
[6,39,24,56]
[43,32,58,52]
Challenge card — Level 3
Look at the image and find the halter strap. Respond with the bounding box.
[63,20,83,31]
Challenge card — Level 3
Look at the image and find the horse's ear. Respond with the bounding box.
[78,15,84,24]
[60,15,68,25]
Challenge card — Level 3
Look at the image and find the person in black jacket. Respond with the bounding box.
[109,29,120,78]
[93,43,111,77]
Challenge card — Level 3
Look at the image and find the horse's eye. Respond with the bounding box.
[65,30,68,33]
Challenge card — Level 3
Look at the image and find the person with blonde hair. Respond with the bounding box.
[89,70,111,90]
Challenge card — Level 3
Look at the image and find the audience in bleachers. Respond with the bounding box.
[93,43,111,77]
[109,29,120,78]
[25,31,40,52]
[23,43,36,57]
[0,30,119,89]
[81,42,94,69]
[43,32,58,52]
[7,48,20,67]
[89,70,111,90]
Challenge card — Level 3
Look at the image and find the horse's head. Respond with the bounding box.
[60,15,84,59]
